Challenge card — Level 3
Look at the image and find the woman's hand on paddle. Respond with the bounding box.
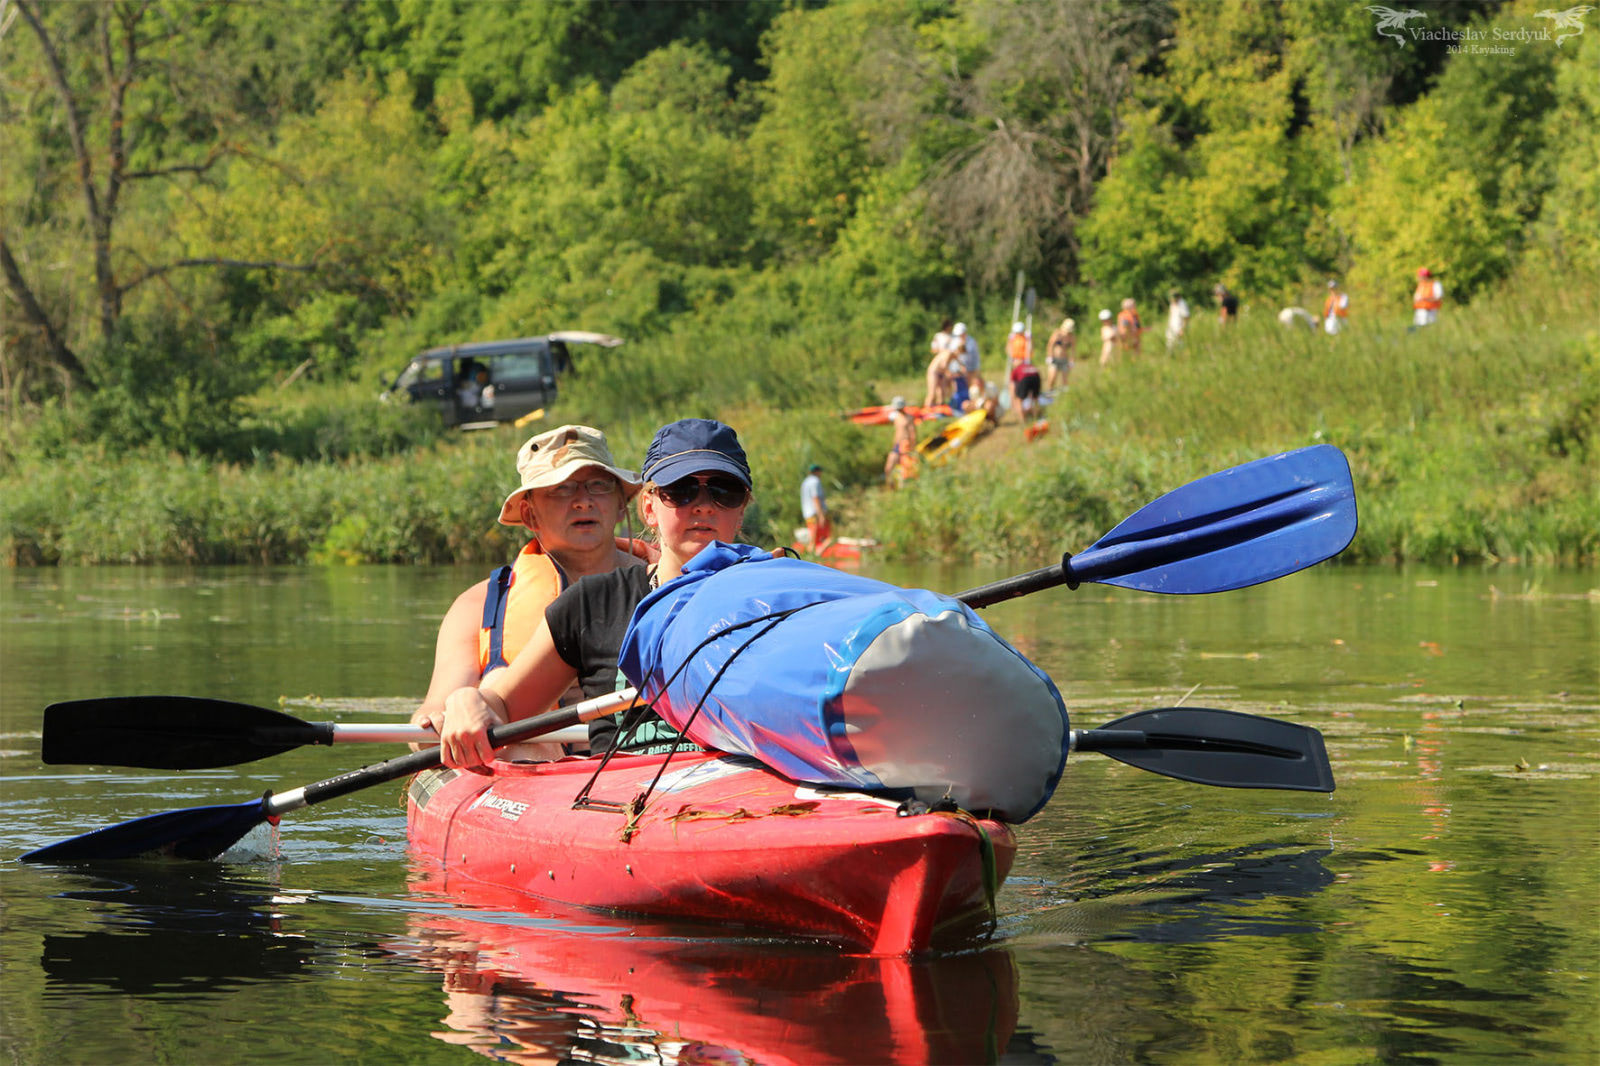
[439,686,508,771]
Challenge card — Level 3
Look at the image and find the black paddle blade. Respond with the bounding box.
[19,797,271,863]
[1076,707,1335,793]
[42,697,325,769]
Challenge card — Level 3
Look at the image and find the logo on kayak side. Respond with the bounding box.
[467,789,530,821]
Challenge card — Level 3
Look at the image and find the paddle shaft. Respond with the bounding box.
[292,722,585,746]
[264,688,635,818]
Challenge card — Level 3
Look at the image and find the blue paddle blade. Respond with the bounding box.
[1069,445,1356,594]
[19,798,269,863]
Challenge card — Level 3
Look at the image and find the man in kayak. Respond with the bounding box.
[411,425,649,758]
[436,418,757,768]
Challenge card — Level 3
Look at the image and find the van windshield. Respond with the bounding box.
[394,358,443,392]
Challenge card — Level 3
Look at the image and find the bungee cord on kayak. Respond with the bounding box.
[572,600,822,831]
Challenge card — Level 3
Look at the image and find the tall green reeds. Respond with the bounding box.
[2,270,1594,566]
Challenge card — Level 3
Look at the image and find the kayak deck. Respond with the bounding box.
[407,750,1015,955]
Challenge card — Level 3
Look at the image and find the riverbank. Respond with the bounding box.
[844,279,1597,567]
[2,274,1594,567]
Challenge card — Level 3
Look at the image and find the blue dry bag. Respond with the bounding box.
[619,542,1068,822]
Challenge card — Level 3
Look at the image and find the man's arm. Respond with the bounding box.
[411,579,490,736]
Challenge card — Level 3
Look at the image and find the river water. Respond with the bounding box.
[1,563,1595,1064]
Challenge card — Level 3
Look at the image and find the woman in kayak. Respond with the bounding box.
[436,418,755,770]
[410,424,649,759]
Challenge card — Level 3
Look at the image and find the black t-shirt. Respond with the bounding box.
[1220,293,1239,317]
[545,567,687,755]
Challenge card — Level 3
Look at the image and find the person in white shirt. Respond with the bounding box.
[799,463,832,552]
[1165,290,1191,351]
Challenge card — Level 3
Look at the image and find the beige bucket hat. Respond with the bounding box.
[498,424,642,526]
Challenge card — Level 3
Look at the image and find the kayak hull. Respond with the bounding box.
[916,408,992,466]
[407,750,1015,956]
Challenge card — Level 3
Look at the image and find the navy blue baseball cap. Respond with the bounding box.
[641,418,752,488]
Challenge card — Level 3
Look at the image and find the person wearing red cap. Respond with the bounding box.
[1413,268,1443,328]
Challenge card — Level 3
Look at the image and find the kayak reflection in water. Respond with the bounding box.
[410,424,650,761]
[396,894,1021,1065]
[437,418,760,769]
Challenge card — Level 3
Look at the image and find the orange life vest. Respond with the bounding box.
[479,538,651,673]
[1413,281,1441,312]
[1006,332,1031,363]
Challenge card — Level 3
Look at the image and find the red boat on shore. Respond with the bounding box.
[406,749,1016,956]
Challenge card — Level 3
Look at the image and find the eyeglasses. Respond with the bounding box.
[654,474,748,509]
[542,477,620,500]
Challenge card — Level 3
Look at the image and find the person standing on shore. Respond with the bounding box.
[1322,279,1350,336]
[1165,290,1190,351]
[1117,298,1143,357]
[1412,268,1443,328]
[799,462,833,553]
[1044,317,1075,392]
[1214,283,1239,325]
[954,322,981,386]
[1005,321,1031,365]
[884,397,917,487]
[924,318,956,407]
[1098,309,1118,367]
[1008,348,1043,428]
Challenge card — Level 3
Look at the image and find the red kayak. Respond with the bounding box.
[788,534,879,565]
[396,886,1019,1065]
[844,403,952,426]
[406,749,1015,955]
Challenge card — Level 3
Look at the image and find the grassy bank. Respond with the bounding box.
[2,272,1595,567]
[853,273,1598,566]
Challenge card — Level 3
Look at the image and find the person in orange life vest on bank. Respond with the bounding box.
[410,425,650,759]
[435,418,759,770]
[1413,267,1443,328]
[1322,278,1350,336]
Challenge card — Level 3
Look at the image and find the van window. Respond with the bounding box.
[489,350,547,385]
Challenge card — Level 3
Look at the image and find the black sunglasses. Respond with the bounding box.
[655,474,749,509]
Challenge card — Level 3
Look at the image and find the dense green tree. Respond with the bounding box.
[0,0,331,400]
[1331,0,1575,304]
[1079,0,1337,304]
[350,0,780,119]
[1534,25,1600,274]
[748,2,891,258]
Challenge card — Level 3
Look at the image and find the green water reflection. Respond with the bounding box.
[1,563,1595,1064]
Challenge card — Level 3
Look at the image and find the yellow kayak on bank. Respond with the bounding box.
[916,408,993,468]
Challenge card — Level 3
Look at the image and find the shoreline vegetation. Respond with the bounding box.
[3,269,1595,569]
[5,3,1596,571]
